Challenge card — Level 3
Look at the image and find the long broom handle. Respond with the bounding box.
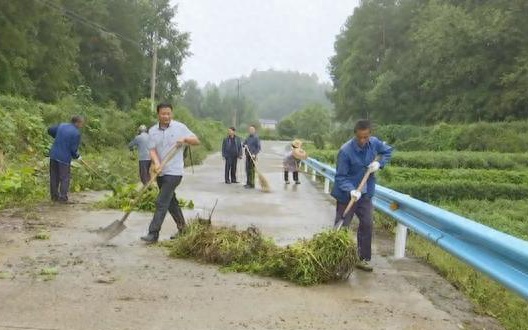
[342,168,373,216]
[118,142,184,223]
[244,145,259,168]
[342,156,381,216]
[80,159,117,191]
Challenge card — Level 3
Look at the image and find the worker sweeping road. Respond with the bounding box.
[331,119,393,272]
[283,139,307,184]
[242,125,261,189]
[140,103,200,243]
[47,115,84,204]
[128,124,151,185]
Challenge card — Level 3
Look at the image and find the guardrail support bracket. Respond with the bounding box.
[394,223,408,259]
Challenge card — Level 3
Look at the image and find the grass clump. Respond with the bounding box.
[34,230,50,240]
[96,184,194,212]
[162,222,358,286]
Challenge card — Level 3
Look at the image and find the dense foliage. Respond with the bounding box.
[0,0,189,109]
[0,95,225,209]
[330,0,528,124]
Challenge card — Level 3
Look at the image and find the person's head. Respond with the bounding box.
[354,119,371,147]
[228,127,236,136]
[138,124,147,133]
[248,125,256,135]
[156,103,173,126]
[71,115,85,129]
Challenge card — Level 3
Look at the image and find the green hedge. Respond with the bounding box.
[379,167,528,185]
[391,152,528,170]
[329,121,528,152]
[387,180,528,202]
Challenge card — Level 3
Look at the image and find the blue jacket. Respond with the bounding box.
[243,134,261,157]
[48,123,81,164]
[331,137,393,203]
[222,135,242,159]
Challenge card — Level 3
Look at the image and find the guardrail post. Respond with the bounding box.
[311,169,316,182]
[324,178,330,194]
[304,162,308,172]
[394,223,408,259]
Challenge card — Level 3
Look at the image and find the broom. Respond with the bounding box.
[244,145,270,192]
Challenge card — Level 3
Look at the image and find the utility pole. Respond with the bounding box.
[150,34,158,113]
[234,79,240,127]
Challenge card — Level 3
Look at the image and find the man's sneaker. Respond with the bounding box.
[285,181,290,184]
[295,181,301,185]
[356,259,373,272]
[244,184,254,189]
[140,233,158,244]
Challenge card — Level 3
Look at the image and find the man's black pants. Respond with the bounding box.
[148,175,185,237]
[139,160,151,185]
[50,159,71,201]
[225,157,238,183]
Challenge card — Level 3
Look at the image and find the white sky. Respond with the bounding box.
[172,0,359,86]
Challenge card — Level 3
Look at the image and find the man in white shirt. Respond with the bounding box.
[141,103,200,243]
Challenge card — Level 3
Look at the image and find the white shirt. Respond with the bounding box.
[148,120,195,176]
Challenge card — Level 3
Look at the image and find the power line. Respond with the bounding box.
[34,0,143,49]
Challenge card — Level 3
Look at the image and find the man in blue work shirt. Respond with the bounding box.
[243,125,261,189]
[222,127,243,184]
[47,115,84,203]
[128,124,151,185]
[141,103,200,243]
[331,119,393,272]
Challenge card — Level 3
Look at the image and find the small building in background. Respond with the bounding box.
[259,119,278,130]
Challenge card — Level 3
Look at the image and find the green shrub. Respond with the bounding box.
[311,133,325,150]
[379,167,528,185]
[386,180,528,201]
[391,151,528,169]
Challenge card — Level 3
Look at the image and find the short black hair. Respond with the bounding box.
[229,127,236,131]
[156,103,173,113]
[71,115,84,124]
[354,119,371,133]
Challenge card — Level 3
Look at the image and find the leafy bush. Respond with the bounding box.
[391,151,528,169]
[386,180,528,201]
[311,133,325,150]
[379,167,528,185]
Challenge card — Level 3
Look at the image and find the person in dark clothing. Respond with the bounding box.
[47,115,84,203]
[331,119,393,272]
[128,124,151,185]
[242,125,261,189]
[222,127,242,184]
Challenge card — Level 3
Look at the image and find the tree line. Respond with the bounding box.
[330,0,528,124]
[0,0,189,109]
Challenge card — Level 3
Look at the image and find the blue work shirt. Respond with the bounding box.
[148,120,195,176]
[331,137,393,203]
[48,123,81,165]
[129,132,151,161]
[243,134,261,156]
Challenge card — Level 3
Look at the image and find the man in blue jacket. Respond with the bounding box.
[48,115,84,203]
[222,127,242,184]
[243,125,261,189]
[331,119,393,272]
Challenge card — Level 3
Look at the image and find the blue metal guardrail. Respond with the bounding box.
[302,157,528,301]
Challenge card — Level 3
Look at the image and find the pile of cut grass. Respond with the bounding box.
[96,184,194,212]
[162,222,358,286]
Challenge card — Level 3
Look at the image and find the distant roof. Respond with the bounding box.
[259,119,278,124]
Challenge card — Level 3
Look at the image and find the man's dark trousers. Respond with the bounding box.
[245,156,255,187]
[334,197,373,261]
[148,175,185,238]
[50,159,71,201]
[225,157,238,183]
[139,160,151,185]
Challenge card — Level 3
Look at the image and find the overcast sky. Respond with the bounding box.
[172,0,359,86]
